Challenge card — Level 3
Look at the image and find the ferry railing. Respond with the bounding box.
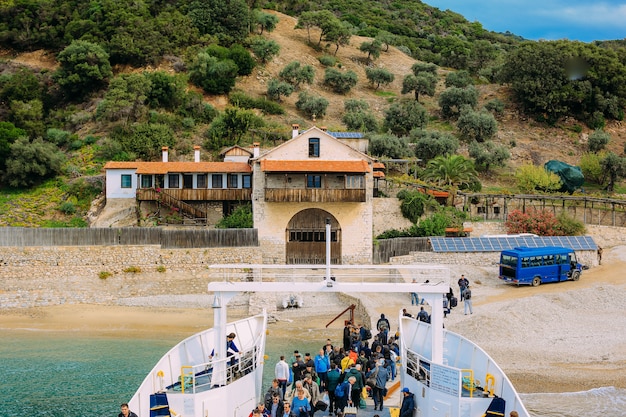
[176,346,258,394]
[209,264,450,286]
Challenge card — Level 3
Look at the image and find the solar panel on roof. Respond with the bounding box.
[429,235,597,252]
[328,131,364,139]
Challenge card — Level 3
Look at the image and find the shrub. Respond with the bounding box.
[556,212,586,236]
[156,265,167,273]
[579,152,604,184]
[123,266,142,273]
[383,100,427,136]
[217,204,253,228]
[279,61,315,90]
[411,130,459,162]
[397,189,431,223]
[323,68,358,94]
[514,164,562,193]
[99,271,112,280]
[295,92,329,119]
[342,111,378,132]
[457,109,498,143]
[318,55,337,67]
[369,134,411,159]
[587,130,610,153]
[505,208,561,236]
[59,202,77,215]
[445,70,473,88]
[484,99,505,115]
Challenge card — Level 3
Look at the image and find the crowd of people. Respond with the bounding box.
[250,273,478,417]
[253,324,403,417]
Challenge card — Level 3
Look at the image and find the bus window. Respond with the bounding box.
[530,256,541,267]
[544,255,554,265]
[521,257,530,268]
[501,255,517,267]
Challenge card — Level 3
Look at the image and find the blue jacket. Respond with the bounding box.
[400,392,415,417]
[314,353,330,373]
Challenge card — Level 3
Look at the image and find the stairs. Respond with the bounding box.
[157,190,207,224]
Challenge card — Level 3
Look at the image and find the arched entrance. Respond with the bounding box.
[286,209,341,264]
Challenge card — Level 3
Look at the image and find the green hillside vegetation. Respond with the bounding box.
[1,1,626,226]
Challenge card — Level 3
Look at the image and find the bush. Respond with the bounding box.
[445,70,473,88]
[318,55,337,67]
[156,265,167,273]
[505,208,561,236]
[217,204,253,228]
[369,134,411,159]
[484,99,505,115]
[99,271,112,280]
[397,189,431,223]
[230,90,285,114]
[587,130,610,153]
[411,130,459,162]
[383,100,427,136]
[3,137,66,187]
[514,164,562,193]
[266,79,294,103]
[279,61,315,90]
[295,92,329,119]
[188,52,238,95]
[323,68,358,94]
[579,152,604,184]
[457,109,497,143]
[342,111,378,132]
[556,212,586,236]
[438,86,479,119]
[123,266,142,273]
[59,202,77,215]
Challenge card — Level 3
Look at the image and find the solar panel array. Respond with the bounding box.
[328,131,364,139]
[430,235,597,252]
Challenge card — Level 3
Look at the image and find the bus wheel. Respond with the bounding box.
[532,276,541,287]
[572,271,580,281]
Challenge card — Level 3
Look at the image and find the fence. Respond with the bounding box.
[373,237,431,264]
[0,227,258,249]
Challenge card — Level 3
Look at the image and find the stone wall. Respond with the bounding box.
[372,197,413,236]
[0,246,261,309]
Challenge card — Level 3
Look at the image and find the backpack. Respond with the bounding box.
[334,381,347,397]
[364,328,372,340]
[465,289,472,300]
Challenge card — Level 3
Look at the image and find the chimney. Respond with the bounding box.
[292,124,300,139]
[162,146,169,163]
[253,142,260,158]
[194,145,201,162]
[320,126,327,132]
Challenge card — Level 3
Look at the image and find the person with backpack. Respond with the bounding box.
[326,363,342,415]
[417,306,430,323]
[333,376,350,414]
[376,314,390,344]
[463,285,473,315]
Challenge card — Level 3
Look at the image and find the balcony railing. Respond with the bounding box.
[137,188,252,201]
[264,188,366,203]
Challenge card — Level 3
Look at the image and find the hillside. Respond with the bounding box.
[2,10,626,227]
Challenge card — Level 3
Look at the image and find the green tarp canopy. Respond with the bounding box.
[544,160,584,193]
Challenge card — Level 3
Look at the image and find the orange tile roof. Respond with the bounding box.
[260,160,370,173]
[104,161,251,174]
[373,171,385,178]
[427,190,449,198]
[373,162,385,170]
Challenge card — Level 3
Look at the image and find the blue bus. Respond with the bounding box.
[499,246,583,286]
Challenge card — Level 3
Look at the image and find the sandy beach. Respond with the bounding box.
[1,246,625,394]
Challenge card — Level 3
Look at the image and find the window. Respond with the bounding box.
[307,175,322,188]
[183,174,193,189]
[242,174,251,189]
[212,174,223,189]
[493,206,501,214]
[309,138,320,157]
[228,174,238,188]
[140,175,152,188]
[346,175,364,189]
[168,174,180,188]
[197,174,207,188]
[477,206,486,214]
[121,174,132,189]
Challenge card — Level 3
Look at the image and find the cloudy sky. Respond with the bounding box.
[424,0,626,42]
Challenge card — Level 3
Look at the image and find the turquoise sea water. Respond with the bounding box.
[1,330,625,417]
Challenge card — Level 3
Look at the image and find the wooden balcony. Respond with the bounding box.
[264,188,366,203]
[137,188,252,201]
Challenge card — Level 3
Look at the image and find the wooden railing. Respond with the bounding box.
[264,188,366,203]
[137,188,252,201]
